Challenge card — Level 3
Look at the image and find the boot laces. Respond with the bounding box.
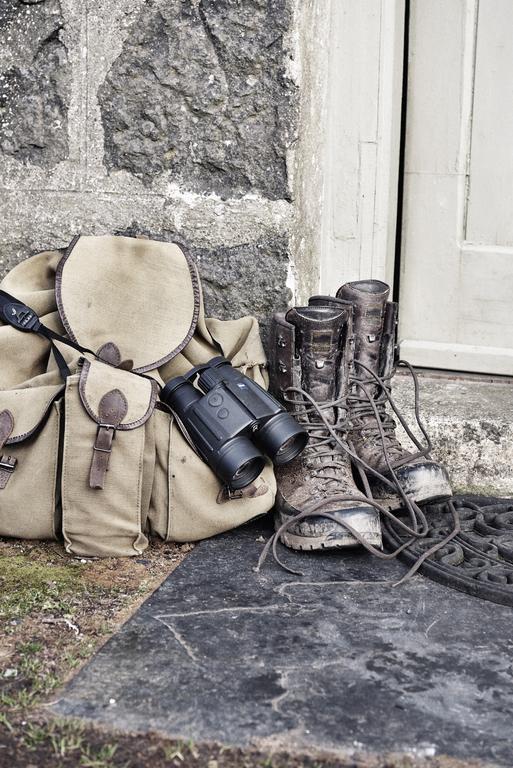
[283,388,352,488]
[348,359,432,468]
[258,361,459,585]
[349,371,406,463]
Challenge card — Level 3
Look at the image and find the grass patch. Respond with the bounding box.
[0,555,87,621]
[22,719,123,767]
[0,539,189,730]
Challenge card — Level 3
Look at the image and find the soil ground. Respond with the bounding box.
[0,536,494,768]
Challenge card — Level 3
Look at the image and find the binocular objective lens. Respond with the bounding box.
[217,437,266,490]
[229,456,265,489]
[274,433,306,464]
[276,435,300,457]
[234,460,254,479]
[256,412,308,466]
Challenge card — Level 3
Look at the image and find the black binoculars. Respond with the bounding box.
[161,357,308,490]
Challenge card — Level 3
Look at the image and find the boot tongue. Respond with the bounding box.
[285,305,347,423]
[336,280,389,381]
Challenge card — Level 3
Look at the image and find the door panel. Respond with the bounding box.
[319,0,404,293]
[399,0,513,375]
[466,0,513,245]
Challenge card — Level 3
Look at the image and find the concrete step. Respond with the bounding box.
[393,371,513,496]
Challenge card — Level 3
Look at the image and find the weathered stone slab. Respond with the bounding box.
[54,519,513,766]
[0,0,70,167]
[99,0,297,199]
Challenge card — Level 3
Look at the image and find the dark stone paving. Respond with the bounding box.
[54,519,513,766]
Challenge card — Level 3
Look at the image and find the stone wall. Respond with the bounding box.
[0,0,327,330]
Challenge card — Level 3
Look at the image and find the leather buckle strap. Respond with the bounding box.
[0,456,17,472]
[89,424,116,489]
[0,410,15,490]
[0,455,17,490]
[88,389,128,490]
[216,480,269,504]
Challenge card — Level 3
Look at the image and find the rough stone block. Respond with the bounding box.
[0,0,70,167]
[99,0,297,199]
[192,238,291,322]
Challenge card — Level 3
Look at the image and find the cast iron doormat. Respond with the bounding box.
[384,495,513,606]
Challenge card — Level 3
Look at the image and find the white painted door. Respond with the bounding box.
[398,0,513,375]
[318,0,404,294]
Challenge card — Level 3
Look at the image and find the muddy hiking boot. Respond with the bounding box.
[327,279,453,509]
[268,304,382,551]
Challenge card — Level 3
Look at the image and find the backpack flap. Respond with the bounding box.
[56,235,200,373]
[61,359,158,557]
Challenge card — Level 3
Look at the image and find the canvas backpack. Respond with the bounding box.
[0,234,276,557]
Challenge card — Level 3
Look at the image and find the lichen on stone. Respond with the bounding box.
[99,0,298,200]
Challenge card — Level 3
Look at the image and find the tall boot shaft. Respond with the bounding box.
[333,279,452,505]
[336,280,389,380]
[269,304,352,424]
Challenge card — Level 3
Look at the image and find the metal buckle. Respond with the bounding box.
[226,486,244,501]
[93,424,116,453]
[0,455,17,472]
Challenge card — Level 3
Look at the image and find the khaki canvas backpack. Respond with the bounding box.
[0,235,276,557]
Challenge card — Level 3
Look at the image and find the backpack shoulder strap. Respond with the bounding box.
[0,289,96,379]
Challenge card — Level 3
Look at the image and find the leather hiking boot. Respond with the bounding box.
[332,280,452,509]
[268,304,382,551]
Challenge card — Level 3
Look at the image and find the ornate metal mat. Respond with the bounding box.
[383,495,513,606]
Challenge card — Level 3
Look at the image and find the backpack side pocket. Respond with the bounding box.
[0,387,63,540]
[61,360,157,557]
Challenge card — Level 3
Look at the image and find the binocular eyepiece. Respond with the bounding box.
[161,357,308,490]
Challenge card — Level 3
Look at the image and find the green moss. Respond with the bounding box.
[0,555,86,621]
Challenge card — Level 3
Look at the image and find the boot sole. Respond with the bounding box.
[278,529,383,551]
[275,509,382,551]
